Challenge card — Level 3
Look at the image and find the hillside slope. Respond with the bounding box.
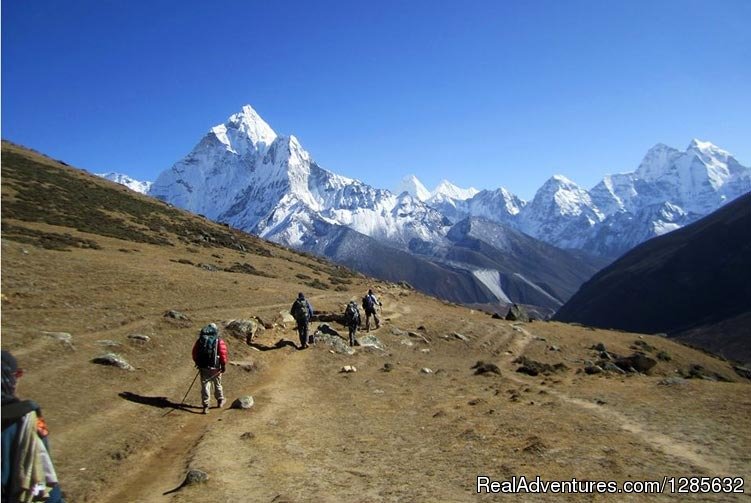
[2,141,749,502]
[554,192,751,365]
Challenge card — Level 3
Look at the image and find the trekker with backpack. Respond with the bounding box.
[362,289,382,332]
[343,301,361,346]
[2,350,64,502]
[290,292,314,349]
[192,323,228,415]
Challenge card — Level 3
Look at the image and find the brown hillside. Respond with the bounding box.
[2,141,749,502]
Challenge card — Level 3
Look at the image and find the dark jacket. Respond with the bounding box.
[2,399,63,502]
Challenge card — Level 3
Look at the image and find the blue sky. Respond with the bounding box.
[3,0,749,200]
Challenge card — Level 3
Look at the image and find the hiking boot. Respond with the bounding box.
[218,399,226,408]
[202,406,209,415]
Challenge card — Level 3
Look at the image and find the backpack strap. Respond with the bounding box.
[1,399,40,427]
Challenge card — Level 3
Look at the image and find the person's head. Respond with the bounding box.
[368,289,373,295]
[298,292,305,299]
[1,350,21,401]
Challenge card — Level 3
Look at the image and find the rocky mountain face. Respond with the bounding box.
[554,192,751,365]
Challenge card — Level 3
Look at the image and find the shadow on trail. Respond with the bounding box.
[249,339,298,352]
[118,392,203,414]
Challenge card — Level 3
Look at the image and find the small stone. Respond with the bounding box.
[128,334,151,343]
[164,310,190,321]
[340,365,357,373]
[420,348,430,353]
[185,469,209,485]
[240,432,256,441]
[92,353,134,371]
[231,396,255,409]
[421,368,433,374]
[584,365,603,375]
[97,340,121,347]
[452,332,469,342]
[658,377,688,386]
[41,331,73,345]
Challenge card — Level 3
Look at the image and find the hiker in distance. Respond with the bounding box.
[192,323,228,414]
[343,300,361,347]
[362,289,382,332]
[290,292,314,349]
[1,350,64,502]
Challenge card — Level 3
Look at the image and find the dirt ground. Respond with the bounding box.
[2,144,749,502]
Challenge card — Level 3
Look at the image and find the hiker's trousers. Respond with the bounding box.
[348,324,357,346]
[297,320,309,347]
[365,310,380,331]
[199,368,224,407]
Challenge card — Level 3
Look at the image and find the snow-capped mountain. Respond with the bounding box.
[439,139,750,257]
[397,175,431,201]
[516,175,604,249]
[150,105,449,250]
[148,103,750,310]
[430,180,479,201]
[96,172,152,194]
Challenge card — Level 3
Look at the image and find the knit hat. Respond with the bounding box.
[1,350,19,401]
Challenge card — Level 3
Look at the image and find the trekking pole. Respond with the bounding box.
[163,369,200,417]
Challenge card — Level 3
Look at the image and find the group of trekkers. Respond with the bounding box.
[190,288,383,415]
[290,289,382,349]
[1,289,384,500]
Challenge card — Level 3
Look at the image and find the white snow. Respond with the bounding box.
[513,273,563,306]
[96,172,152,194]
[149,104,751,262]
[472,269,511,303]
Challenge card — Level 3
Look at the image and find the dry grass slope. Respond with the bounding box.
[2,141,749,502]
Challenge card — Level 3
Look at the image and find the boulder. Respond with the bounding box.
[513,356,567,376]
[164,310,190,321]
[317,324,341,337]
[185,469,209,485]
[315,331,355,355]
[614,353,658,374]
[276,311,296,327]
[600,362,627,374]
[505,303,530,322]
[231,396,255,409]
[92,353,134,371]
[356,334,385,351]
[471,361,501,376]
[584,365,603,375]
[733,365,751,380]
[225,319,263,344]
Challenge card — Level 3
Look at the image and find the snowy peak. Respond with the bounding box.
[228,104,278,148]
[687,138,729,157]
[635,143,682,181]
[397,175,431,201]
[533,175,598,217]
[431,180,479,201]
[96,172,152,194]
[210,104,278,156]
